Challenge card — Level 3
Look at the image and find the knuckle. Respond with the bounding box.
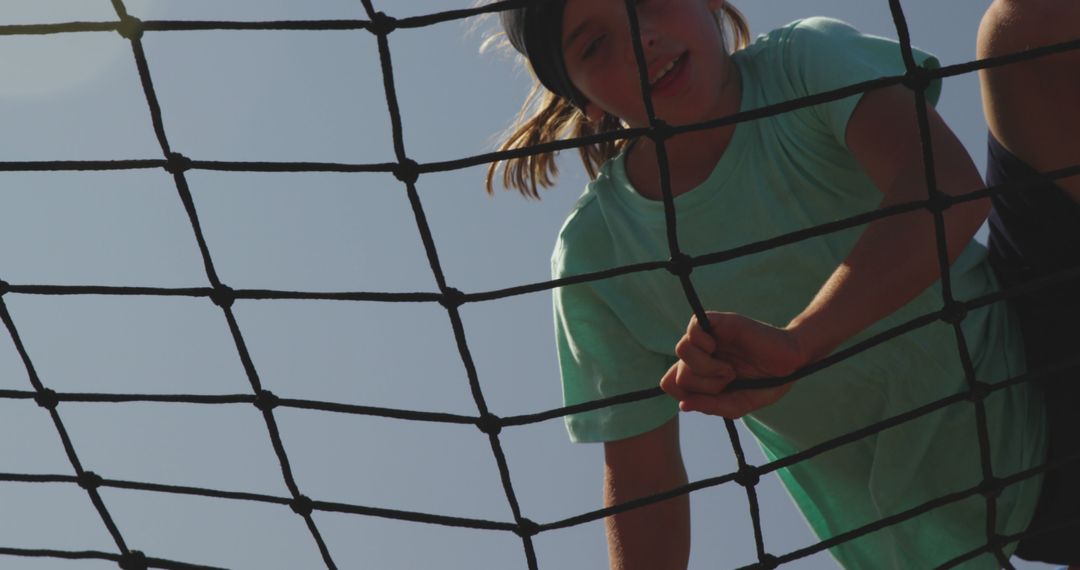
[691,328,715,350]
[660,369,677,391]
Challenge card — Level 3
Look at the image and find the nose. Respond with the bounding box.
[640,26,659,50]
[624,17,659,64]
[636,12,660,48]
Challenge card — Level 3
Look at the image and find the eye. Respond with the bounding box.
[581,35,605,59]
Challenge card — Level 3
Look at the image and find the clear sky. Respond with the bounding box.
[0,1,1056,569]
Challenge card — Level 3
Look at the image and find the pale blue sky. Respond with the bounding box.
[0,1,1055,569]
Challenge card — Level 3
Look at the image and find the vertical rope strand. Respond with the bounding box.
[358,0,540,566]
[107,1,338,566]
[886,1,1008,566]
[622,0,770,564]
[0,298,138,564]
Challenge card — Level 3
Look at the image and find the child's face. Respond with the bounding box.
[561,0,731,128]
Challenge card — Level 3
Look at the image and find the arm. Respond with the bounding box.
[978,0,1080,58]
[661,85,989,416]
[788,83,989,360]
[603,417,690,570]
[978,0,1080,201]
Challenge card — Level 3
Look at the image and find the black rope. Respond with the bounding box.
[4,156,1077,313]
[0,0,1076,568]
[358,0,541,566]
[108,0,337,566]
[0,546,225,570]
[0,358,1073,552]
[886,0,1009,566]
[0,299,136,558]
[621,0,772,563]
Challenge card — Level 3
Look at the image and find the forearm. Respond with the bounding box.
[787,89,989,361]
[787,178,987,360]
[602,418,690,570]
[604,463,690,570]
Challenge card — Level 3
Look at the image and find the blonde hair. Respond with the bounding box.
[485,3,751,199]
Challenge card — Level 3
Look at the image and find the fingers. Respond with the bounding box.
[678,392,748,419]
[685,314,718,353]
[665,316,736,401]
[664,362,772,419]
[675,336,734,379]
[660,361,690,400]
[660,360,723,402]
[676,380,793,418]
[660,353,734,401]
[671,311,797,418]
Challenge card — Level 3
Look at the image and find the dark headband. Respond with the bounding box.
[500,0,588,109]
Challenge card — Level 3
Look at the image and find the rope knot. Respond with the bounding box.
[164,152,192,175]
[667,253,694,277]
[925,191,952,214]
[369,11,399,36]
[78,470,103,491]
[34,388,59,410]
[118,550,148,570]
[986,532,1006,552]
[393,158,420,185]
[477,413,502,436]
[514,517,539,538]
[439,287,465,310]
[902,66,931,92]
[116,16,144,41]
[978,477,1004,499]
[648,119,673,143]
[0,279,9,296]
[290,494,314,517]
[735,466,760,488]
[210,285,235,309]
[754,554,779,570]
[966,381,991,403]
[253,390,279,412]
[940,301,968,325]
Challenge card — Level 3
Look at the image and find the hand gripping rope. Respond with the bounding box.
[0,0,1078,568]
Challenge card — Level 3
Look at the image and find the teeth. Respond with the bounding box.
[650,55,680,86]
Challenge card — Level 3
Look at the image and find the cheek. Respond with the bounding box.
[574,61,622,102]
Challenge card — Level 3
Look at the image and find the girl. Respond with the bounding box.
[661,1,1079,567]
[487,0,1068,567]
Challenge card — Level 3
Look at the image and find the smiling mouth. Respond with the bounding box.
[650,53,686,87]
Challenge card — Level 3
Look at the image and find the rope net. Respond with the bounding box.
[0,0,1077,568]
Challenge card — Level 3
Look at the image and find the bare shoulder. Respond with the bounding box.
[978,0,1080,59]
[978,0,1080,200]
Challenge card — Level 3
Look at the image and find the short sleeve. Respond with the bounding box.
[553,279,678,443]
[783,17,941,148]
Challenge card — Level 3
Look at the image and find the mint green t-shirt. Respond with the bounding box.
[551,17,1046,569]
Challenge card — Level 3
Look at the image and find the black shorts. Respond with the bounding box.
[986,133,1080,565]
